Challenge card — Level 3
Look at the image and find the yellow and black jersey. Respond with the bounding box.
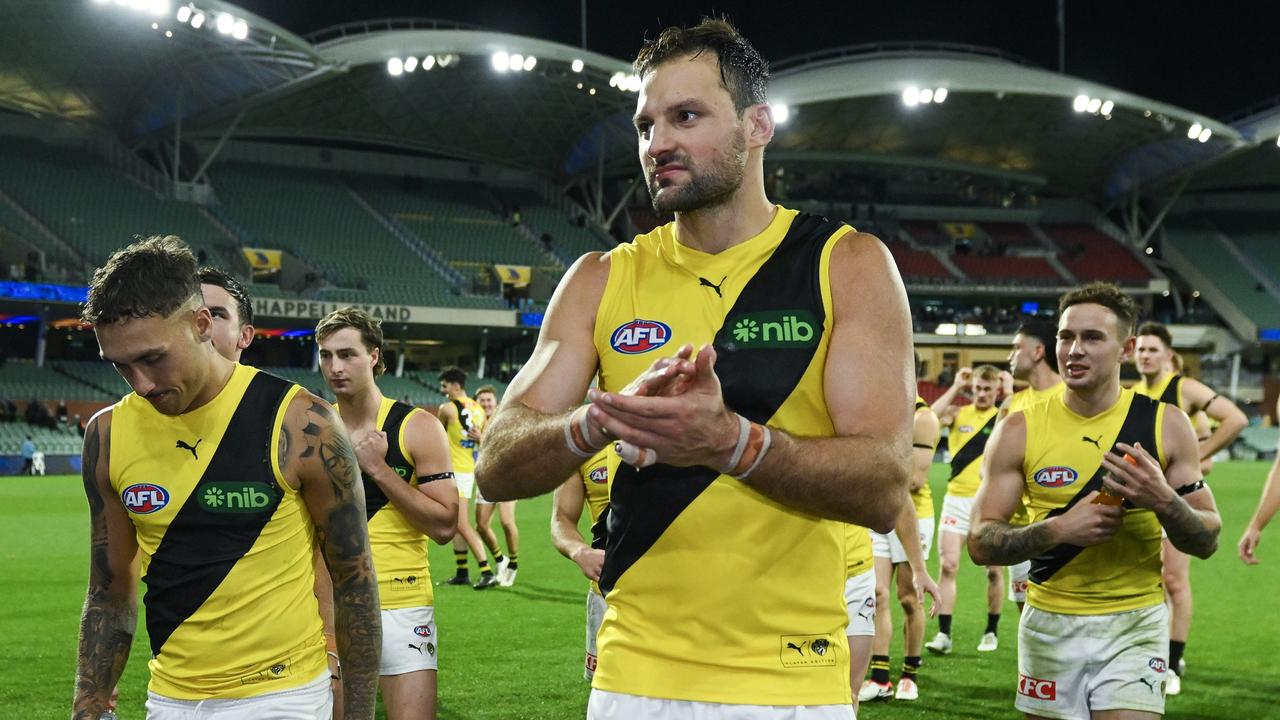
[1021,388,1167,615]
[910,396,935,519]
[946,404,999,497]
[578,447,612,596]
[1133,372,1183,409]
[444,395,485,473]
[846,523,873,578]
[592,206,854,705]
[109,364,325,699]
[1004,383,1064,526]
[363,397,435,610]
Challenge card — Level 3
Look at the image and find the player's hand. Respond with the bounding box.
[571,546,606,581]
[998,370,1015,397]
[1049,491,1124,546]
[1100,442,1176,511]
[587,344,739,470]
[618,343,698,398]
[1239,525,1262,565]
[955,367,973,389]
[913,569,941,617]
[108,685,119,711]
[351,429,390,477]
[467,425,483,442]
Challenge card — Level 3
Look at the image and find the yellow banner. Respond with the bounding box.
[493,264,532,287]
[942,223,976,240]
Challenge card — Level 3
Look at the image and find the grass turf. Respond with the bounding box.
[3,462,1277,719]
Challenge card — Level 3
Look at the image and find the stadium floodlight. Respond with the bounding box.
[1162,290,1171,297]
[1072,94,1089,112]
[571,58,584,73]
[422,55,435,70]
[190,11,204,28]
[231,19,247,40]
[589,88,596,95]
[151,22,159,29]
[934,87,948,103]
[934,323,958,336]
[902,86,920,107]
[1187,122,1202,139]
[509,53,524,72]
[627,74,642,92]
[773,103,790,124]
[964,324,988,336]
[1198,127,1212,142]
[404,56,418,72]
[576,82,583,89]
[1087,98,1102,113]
[491,51,509,72]
[387,57,403,76]
[1145,246,1154,255]
[1276,135,1280,147]
[147,0,169,16]
[439,54,456,67]
[176,5,190,22]
[1192,290,1201,298]
[609,71,623,88]
[919,88,934,104]
[215,12,233,34]
[165,29,173,37]
[1100,99,1114,115]
[523,55,537,71]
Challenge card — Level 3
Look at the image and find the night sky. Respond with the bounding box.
[235,0,1279,120]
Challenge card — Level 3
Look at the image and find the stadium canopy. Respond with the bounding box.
[2,3,1276,197]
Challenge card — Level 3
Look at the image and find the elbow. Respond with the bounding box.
[966,525,991,565]
[474,459,510,502]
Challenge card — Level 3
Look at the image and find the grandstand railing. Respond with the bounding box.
[306,18,485,46]
[772,42,1034,73]
[0,188,86,276]
[340,181,470,289]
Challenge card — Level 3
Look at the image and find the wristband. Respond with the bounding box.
[565,406,605,458]
[735,424,772,480]
[719,414,752,475]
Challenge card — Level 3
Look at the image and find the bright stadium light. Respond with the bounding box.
[934,87,948,103]
[1073,94,1089,112]
[231,19,248,40]
[190,11,204,28]
[491,51,509,72]
[215,12,233,34]
[589,87,596,95]
[773,103,791,124]
[964,324,988,336]
[147,0,169,16]
[437,54,456,67]
[523,55,537,71]
[934,323,958,336]
[1087,98,1102,113]
[1187,122,1202,139]
[902,86,920,107]
[151,22,159,29]
[1192,290,1201,298]
[1145,246,1154,255]
[571,58,584,73]
[609,71,623,88]
[387,57,403,76]
[625,74,641,92]
[509,53,524,72]
[422,55,435,70]
[1198,127,1212,142]
[404,56,418,72]
[920,88,934,104]
[175,5,190,22]
[1100,99,1114,115]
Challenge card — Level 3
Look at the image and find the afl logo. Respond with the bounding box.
[610,319,671,355]
[413,625,432,638]
[122,483,170,514]
[1033,466,1078,488]
[589,467,609,484]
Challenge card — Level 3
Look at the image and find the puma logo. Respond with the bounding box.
[1137,677,1157,693]
[786,641,805,656]
[176,438,202,459]
[1081,435,1102,448]
[408,643,426,655]
[699,275,726,297]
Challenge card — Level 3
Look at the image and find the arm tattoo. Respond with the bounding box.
[277,424,292,473]
[970,520,1056,566]
[73,421,136,719]
[304,402,357,501]
[1158,496,1219,558]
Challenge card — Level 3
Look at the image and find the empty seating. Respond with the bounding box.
[951,255,1062,284]
[1045,224,1151,284]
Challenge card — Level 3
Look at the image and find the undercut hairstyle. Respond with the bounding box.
[475,385,498,399]
[439,366,467,388]
[315,307,386,377]
[198,266,254,327]
[974,364,1002,383]
[633,17,769,113]
[1136,321,1173,349]
[82,235,200,325]
[1058,282,1139,337]
[1017,318,1060,374]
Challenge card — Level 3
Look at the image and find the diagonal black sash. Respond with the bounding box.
[364,401,415,520]
[144,371,293,656]
[1028,394,1160,584]
[1159,375,1182,407]
[949,411,997,480]
[599,213,844,594]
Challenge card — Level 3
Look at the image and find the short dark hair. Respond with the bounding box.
[633,17,769,113]
[315,308,386,377]
[198,266,254,326]
[1058,282,1139,337]
[1136,321,1173,349]
[1017,318,1060,374]
[439,366,467,387]
[82,236,200,325]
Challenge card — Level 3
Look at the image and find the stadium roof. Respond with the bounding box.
[2,2,1277,198]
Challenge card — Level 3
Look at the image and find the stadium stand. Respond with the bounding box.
[0,360,114,402]
[950,254,1063,284]
[980,222,1046,251]
[1165,222,1280,330]
[1043,223,1152,285]
[51,360,133,399]
[1204,213,1280,286]
[882,239,955,282]
[492,188,612,261]
[0,421,82,456]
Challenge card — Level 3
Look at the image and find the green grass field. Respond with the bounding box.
[3,462,1278,719]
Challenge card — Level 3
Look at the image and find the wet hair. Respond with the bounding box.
[82,235,199,325]
[315,307,386,377]
[633,17,769,112]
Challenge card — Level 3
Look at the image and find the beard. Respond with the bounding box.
[647,131,747,214]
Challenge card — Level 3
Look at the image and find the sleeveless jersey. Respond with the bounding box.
[361,397,435,610]
[444,395,485,473]
[846,524,874,577]
[593,206,853,705]
[1133,373,1183,410]
[1021,389,1167,615]
[109,364,325,699]
[946,404,999,497]
[910,397,935,519]
[1004,382,1064,526]
[578,447,612,596]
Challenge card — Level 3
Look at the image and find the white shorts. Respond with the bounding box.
[843,569,877,637]
[1008,560,1031,602]
[455,472,476,500]
[871,517,935,564]
[587,689,854,720]
[1016,604,1168,719]
[380,606,439,675]
[146,672,331,719]
[585,587,607,681]
[938,494,976,536]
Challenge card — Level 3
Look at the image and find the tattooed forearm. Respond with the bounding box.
[321,494,381,717]
[968,520,1055,566]
[1158,496,1219,559]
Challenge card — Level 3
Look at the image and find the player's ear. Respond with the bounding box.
[1119,334,1137,363]
[191,304,214,343]
[747,103,775,149]
[237,323,255,351]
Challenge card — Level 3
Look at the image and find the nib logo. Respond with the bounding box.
[198,482,277,513]
[725,311,819,349]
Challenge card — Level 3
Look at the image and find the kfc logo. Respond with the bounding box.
[1018,674,1057,701]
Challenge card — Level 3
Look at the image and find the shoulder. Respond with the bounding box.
[829,230,891,268]
[405,407,447,439]
[282,389,337,430]
[86,405,115,435]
